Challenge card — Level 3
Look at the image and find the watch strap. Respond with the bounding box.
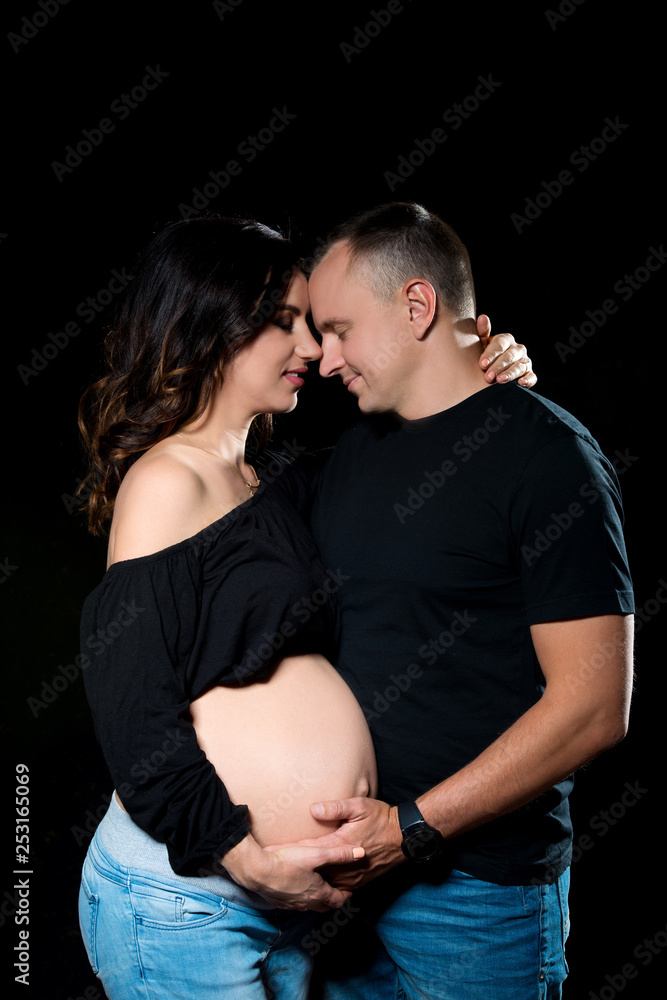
[397,800,424,833]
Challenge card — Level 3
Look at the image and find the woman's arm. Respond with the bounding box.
[223,833,363,911]
[85,447,364,906]
[477,315,536,386]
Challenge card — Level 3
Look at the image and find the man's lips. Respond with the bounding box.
[283,367,308,387]
[344,375,360,391]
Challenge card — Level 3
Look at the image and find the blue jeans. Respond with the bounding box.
[78,830,314,999]
[311,867,570,1000]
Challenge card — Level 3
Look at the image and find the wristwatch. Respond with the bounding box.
[397,801,445,863]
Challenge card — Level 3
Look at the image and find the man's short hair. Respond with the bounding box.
[313,202,476,319]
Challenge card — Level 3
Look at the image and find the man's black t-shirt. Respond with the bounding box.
[310,383,634,885]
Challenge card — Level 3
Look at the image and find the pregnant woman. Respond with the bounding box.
[76,214,530,999]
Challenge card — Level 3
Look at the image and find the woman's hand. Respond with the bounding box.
[221,832,365,912]
[477,314,536,387]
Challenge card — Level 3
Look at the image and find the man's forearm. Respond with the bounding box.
[417,688,619,838]
[305,615,633,892]
[417,615,633,839]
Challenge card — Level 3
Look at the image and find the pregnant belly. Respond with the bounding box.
[189,654,378,847]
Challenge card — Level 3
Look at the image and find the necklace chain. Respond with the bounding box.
[174,433,260,496]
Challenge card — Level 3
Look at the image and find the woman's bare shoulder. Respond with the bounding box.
[107,446,210,565]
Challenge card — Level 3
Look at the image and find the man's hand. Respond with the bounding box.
[477,314,536,387]
[266,797,405,893]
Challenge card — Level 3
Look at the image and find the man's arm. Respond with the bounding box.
[417,613,633,838]
[303,613,633,891]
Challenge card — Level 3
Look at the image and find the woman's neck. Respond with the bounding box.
[178,395,255,465]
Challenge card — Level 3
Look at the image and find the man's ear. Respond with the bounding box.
[403,278,437,340]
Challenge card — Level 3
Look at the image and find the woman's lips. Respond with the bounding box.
[283,368,307,387]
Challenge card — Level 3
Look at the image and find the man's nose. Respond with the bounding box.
[318,338,343,378]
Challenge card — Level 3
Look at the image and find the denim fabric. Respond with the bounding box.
[314,867,570,1000]
[78,830,314,999]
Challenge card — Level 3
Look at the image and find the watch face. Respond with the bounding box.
[405,827,441,861]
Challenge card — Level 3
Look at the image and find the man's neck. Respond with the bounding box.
[394,330,491,421]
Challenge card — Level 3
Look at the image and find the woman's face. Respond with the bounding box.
[223,271,322,416]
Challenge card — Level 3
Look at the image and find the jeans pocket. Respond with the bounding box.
[78,862,100,975]
[129,875,227,929]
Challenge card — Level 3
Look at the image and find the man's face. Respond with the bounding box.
[308,243,411,414]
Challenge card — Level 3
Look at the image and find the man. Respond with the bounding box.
[299,203,634,998]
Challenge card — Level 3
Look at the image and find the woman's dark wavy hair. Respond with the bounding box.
[78,214,301,535]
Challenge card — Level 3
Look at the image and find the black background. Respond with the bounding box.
[2,1,664,997]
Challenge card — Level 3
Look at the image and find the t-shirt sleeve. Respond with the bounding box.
[80,547,250,875]
[510,433,635,623]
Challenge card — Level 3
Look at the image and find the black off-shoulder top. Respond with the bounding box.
[80,449,338,875]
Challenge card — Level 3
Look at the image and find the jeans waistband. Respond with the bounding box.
[92,792,274,909]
